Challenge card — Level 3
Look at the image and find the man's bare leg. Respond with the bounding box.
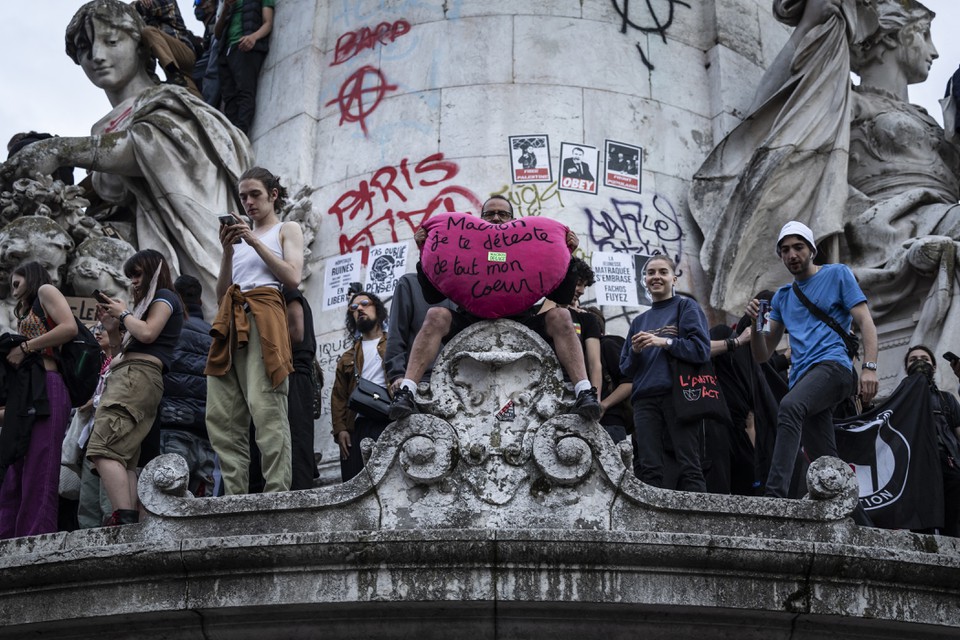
[543,307,601,420]
[389,307,452,419]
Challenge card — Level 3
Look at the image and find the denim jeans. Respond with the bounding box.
[765,360,855,497]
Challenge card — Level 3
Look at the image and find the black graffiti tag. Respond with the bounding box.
[611,0,691,70]
[583,195,684,274]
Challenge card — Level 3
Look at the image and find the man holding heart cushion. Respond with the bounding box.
[388,196,601,422]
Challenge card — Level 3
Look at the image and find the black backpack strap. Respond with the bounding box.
[790,281,857,356]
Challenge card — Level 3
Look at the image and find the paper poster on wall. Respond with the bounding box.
[558,142,598,194]
[363,242,409,297]
[508,134,552,183]
[633,253,655,306]
[591,251,640,307]
[322,251,362,311]
[603,140,642,193]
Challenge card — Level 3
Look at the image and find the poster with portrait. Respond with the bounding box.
[591,251,639,307]
[322,251,362,311]
[363,242,409,297]
[604,140,642,193]
[509,134,552,183]
[558,142,599,194]
[633,253,655,306]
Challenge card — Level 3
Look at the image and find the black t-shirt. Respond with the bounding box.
[126,288,184,372]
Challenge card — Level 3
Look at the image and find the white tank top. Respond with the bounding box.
[232,223,284,291]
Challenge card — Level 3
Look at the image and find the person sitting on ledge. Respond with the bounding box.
[388,195,601,422]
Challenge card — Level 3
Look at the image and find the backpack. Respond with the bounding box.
[32,298,104,407]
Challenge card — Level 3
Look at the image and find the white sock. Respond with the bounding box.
[401,379,417,393]
[574,379,591,395]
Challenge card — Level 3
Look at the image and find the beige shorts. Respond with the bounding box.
[86,358,164,470]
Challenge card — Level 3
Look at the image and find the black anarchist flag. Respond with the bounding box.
[834,373,943,531]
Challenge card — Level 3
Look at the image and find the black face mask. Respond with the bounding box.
[907,358,935,382]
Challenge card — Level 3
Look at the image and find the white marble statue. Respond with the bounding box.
[0,0,253,314]
[691,0,960,367]
[67,235,137,299]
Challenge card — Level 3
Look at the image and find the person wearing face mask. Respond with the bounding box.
[904,345,960,537]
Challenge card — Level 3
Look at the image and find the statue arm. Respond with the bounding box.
[753,0,846,109]
[1,132,143,182]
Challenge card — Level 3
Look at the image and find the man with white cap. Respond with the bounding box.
[746,220,879,498]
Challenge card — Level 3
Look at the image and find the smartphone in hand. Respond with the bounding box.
[92,289,111,304]
[219,215,242,243]
[944,352,959,365]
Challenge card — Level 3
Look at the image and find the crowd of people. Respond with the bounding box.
[0,0,958,543]
[2,175,959,539]
[0,165,316,537]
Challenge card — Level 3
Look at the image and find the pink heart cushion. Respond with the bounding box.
[420,212,572,318]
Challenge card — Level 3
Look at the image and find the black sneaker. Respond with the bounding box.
[573,387,601,421]
[389,386,418,421]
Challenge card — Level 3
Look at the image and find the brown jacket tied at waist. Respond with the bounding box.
[204,284,293,388]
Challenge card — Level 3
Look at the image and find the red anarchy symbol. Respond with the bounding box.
[326,65,398,136]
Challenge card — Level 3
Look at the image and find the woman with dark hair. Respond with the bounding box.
[331,290,390,482]
[88,248,184,526]
[620,255,711,492]
[0,262,78,538]
[205,166,304,495]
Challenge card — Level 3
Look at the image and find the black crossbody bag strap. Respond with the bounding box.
[790,281,858,358]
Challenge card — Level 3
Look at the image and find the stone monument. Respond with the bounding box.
[0,0,253,321]
[1,321,958,638]
[690,0,960,393]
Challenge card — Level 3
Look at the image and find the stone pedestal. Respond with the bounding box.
[1,322,958,638]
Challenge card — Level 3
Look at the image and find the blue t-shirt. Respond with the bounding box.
[769,264,866,387]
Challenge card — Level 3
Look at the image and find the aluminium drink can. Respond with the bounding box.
[757,299,771,334]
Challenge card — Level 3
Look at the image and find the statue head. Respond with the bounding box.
[65,0,155,78]
[851,0,936,84]
[67,235,136,298]
[0,216,74,295]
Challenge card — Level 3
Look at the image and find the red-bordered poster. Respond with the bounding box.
[508,134,551,183]
[603,140,642,193]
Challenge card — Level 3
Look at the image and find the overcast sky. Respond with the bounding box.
[1,1,958,159]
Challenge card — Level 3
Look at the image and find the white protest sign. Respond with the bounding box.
[322,252,362,311]
[591,251,639,306]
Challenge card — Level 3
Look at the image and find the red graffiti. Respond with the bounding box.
[679,373,718,387]
[328,153,482,261]
[325,65,398,135]
[332,19,412,66]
